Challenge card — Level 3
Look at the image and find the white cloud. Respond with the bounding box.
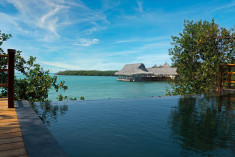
[84,23,107,35]
[1,0,108,40]
[37,60,79,70]
[213,1,235,11]
[119,0,235,28]
[73,38,100,46]
[2,0,69,39]
[112,36,170,44]
[106,41,170,57]
[38,4,69,37]
[136,0,143,13]
[101,0,120,11]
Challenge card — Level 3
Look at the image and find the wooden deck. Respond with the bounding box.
[0,98,28,157]
[222,88,235,91]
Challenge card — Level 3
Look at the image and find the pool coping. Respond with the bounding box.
[15,100,68,157]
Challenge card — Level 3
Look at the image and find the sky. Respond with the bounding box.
[0,0,234,72]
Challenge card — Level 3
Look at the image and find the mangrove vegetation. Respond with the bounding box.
[167,19,235,95]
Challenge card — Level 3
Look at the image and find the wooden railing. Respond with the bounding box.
[0,49,15,108]
[218,93,235,112]
[218,64,235,92]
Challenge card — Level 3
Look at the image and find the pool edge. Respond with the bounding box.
[15,100,68,157]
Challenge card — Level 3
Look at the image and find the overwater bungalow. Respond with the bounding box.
[115,62,177,81]
[115,63,153,81]
[148,62,178,80]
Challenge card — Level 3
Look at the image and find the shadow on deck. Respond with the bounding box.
[0,98,28,157]
[0,98,68,157]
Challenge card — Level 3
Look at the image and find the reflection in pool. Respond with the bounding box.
[31,101,68,126]
[32,92,235,157]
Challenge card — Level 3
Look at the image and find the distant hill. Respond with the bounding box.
[56,70,118,76]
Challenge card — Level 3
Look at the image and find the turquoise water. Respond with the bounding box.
[33,93,235,157]
[16,74,170,100]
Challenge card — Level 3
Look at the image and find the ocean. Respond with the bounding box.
[16,74,170,101]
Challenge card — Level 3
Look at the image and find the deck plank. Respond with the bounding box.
[0,131,22,139]
[0,127,21,134]
[0,147,27,157]
[0,98,28,157]
[0,137,23,145]
[0,141,25,151]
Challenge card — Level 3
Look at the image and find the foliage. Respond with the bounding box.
[56,70,118,76]
[57,94,77,101]
[0,30,69,102]
[80,96,85,100]
[0,31,11,68]
[167,19,235,95]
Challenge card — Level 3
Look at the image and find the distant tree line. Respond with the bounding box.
[56,70,118,76]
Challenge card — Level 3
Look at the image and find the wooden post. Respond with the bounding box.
[218,95,222,112]
[226,93,231,109]
[8,49,15,108]
[218,65,222,92]
[228,66,231,89]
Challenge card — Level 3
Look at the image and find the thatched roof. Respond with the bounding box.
[115,63,153,76]
[162,62,171,68]
[116,62,177,76]
[152,64,158,68]
[147,67,177,76]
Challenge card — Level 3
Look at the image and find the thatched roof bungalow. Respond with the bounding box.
[147,63,177,77]
[115,63,153,76]
[115,62,177,81]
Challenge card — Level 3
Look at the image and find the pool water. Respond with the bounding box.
[32,92,235,157]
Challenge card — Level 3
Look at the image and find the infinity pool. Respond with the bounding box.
[32,92,235,157]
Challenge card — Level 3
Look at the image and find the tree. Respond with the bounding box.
[0,30,70,102]
[168,19,234,95]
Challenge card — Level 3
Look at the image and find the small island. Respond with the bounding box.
[56,70,118,76]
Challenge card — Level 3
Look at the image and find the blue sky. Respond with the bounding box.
[0,0,234,72]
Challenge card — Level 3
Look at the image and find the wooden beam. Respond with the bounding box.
[7,49,15,108]
[0,55,8,57]
[0,69,8,72]
[222,88,235,91]
[228,66,231,88]
[219,64,235,67]
[218,65,222,92]
[0,84,8,87]
[223,80,235,83]
[223,72,235,74]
